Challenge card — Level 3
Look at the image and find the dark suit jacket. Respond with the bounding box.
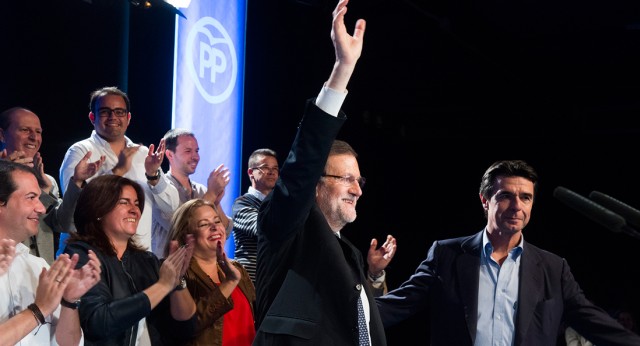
[376,230,640,346]
[253,100,387,346]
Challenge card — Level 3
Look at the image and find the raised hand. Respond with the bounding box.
[327,0,366,92]
[0,238,16,276]
[366,234,396,276]
[145,138,166,176]
[332,0,365,66]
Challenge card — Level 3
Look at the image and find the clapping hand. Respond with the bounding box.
[0,238,16,276]
[177,234,195,278]
[1,149,34,166]
[33,152,53,193]
[63,250,102,303]
[34,254,77,316]
[112,145,141,176]
[216,240,240,283]
[164,234,195,288]
[73,151,105,185]
[205,164,230,205]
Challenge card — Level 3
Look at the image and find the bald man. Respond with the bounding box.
[0,107,104,263]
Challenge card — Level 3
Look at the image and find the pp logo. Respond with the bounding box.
[185,17,237,104]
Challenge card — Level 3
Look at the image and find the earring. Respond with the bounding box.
[96,217,101,221]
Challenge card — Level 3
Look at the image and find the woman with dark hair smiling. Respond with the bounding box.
[64,174,197,345]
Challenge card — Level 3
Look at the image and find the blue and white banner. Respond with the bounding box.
[171,0,247,256]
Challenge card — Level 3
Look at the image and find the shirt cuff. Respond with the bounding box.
[367,270,386,288]
[147,171,168,193]
[315,83,348,117]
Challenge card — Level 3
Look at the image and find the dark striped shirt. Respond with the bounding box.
[232,188,265,283]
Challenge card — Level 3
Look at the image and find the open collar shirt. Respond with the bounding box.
[0,243,72,345]
[476,230,523,346]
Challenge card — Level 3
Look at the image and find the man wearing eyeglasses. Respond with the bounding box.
[231,148,279,284]
[254,1,396,345]
[142,128,232,257]
[58,86,167,252]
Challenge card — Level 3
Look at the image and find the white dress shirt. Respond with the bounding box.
[0,243,84,345]
[59,130,154,249]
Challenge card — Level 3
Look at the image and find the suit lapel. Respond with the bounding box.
[514,243,543,345]
[459,231,483,344]
[337,235,365,271]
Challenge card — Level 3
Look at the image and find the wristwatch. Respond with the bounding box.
[368,270,385,281]
[175,277,187,291]
[60,298,81,310]
[145,169,161,181]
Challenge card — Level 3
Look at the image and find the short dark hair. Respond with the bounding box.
[69,174,146,256]
[88,86,130,114]
[479,160,539,200]
[248,148,277,169]
[0,160,39,205]
[163,128,195,152]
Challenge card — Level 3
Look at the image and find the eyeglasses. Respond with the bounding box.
[97,107,128,118]
[321,174,366,189]
[251,166,279,174]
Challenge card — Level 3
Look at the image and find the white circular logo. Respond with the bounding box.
[185,17,237,104]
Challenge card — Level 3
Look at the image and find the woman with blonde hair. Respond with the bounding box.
[166,198,255,346]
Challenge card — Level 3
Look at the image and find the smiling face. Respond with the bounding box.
[101,185,141,244]
[0,109,42,158]
[481,175,534,236]
[91,94,130,142]
[316,153,363,233]
[167,134,200,177]
[0,170,45,242]
[191,204,226,259]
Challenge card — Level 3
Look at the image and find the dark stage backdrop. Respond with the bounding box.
[3,0,640,343]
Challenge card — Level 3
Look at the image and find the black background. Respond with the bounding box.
[3,0,640,342]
